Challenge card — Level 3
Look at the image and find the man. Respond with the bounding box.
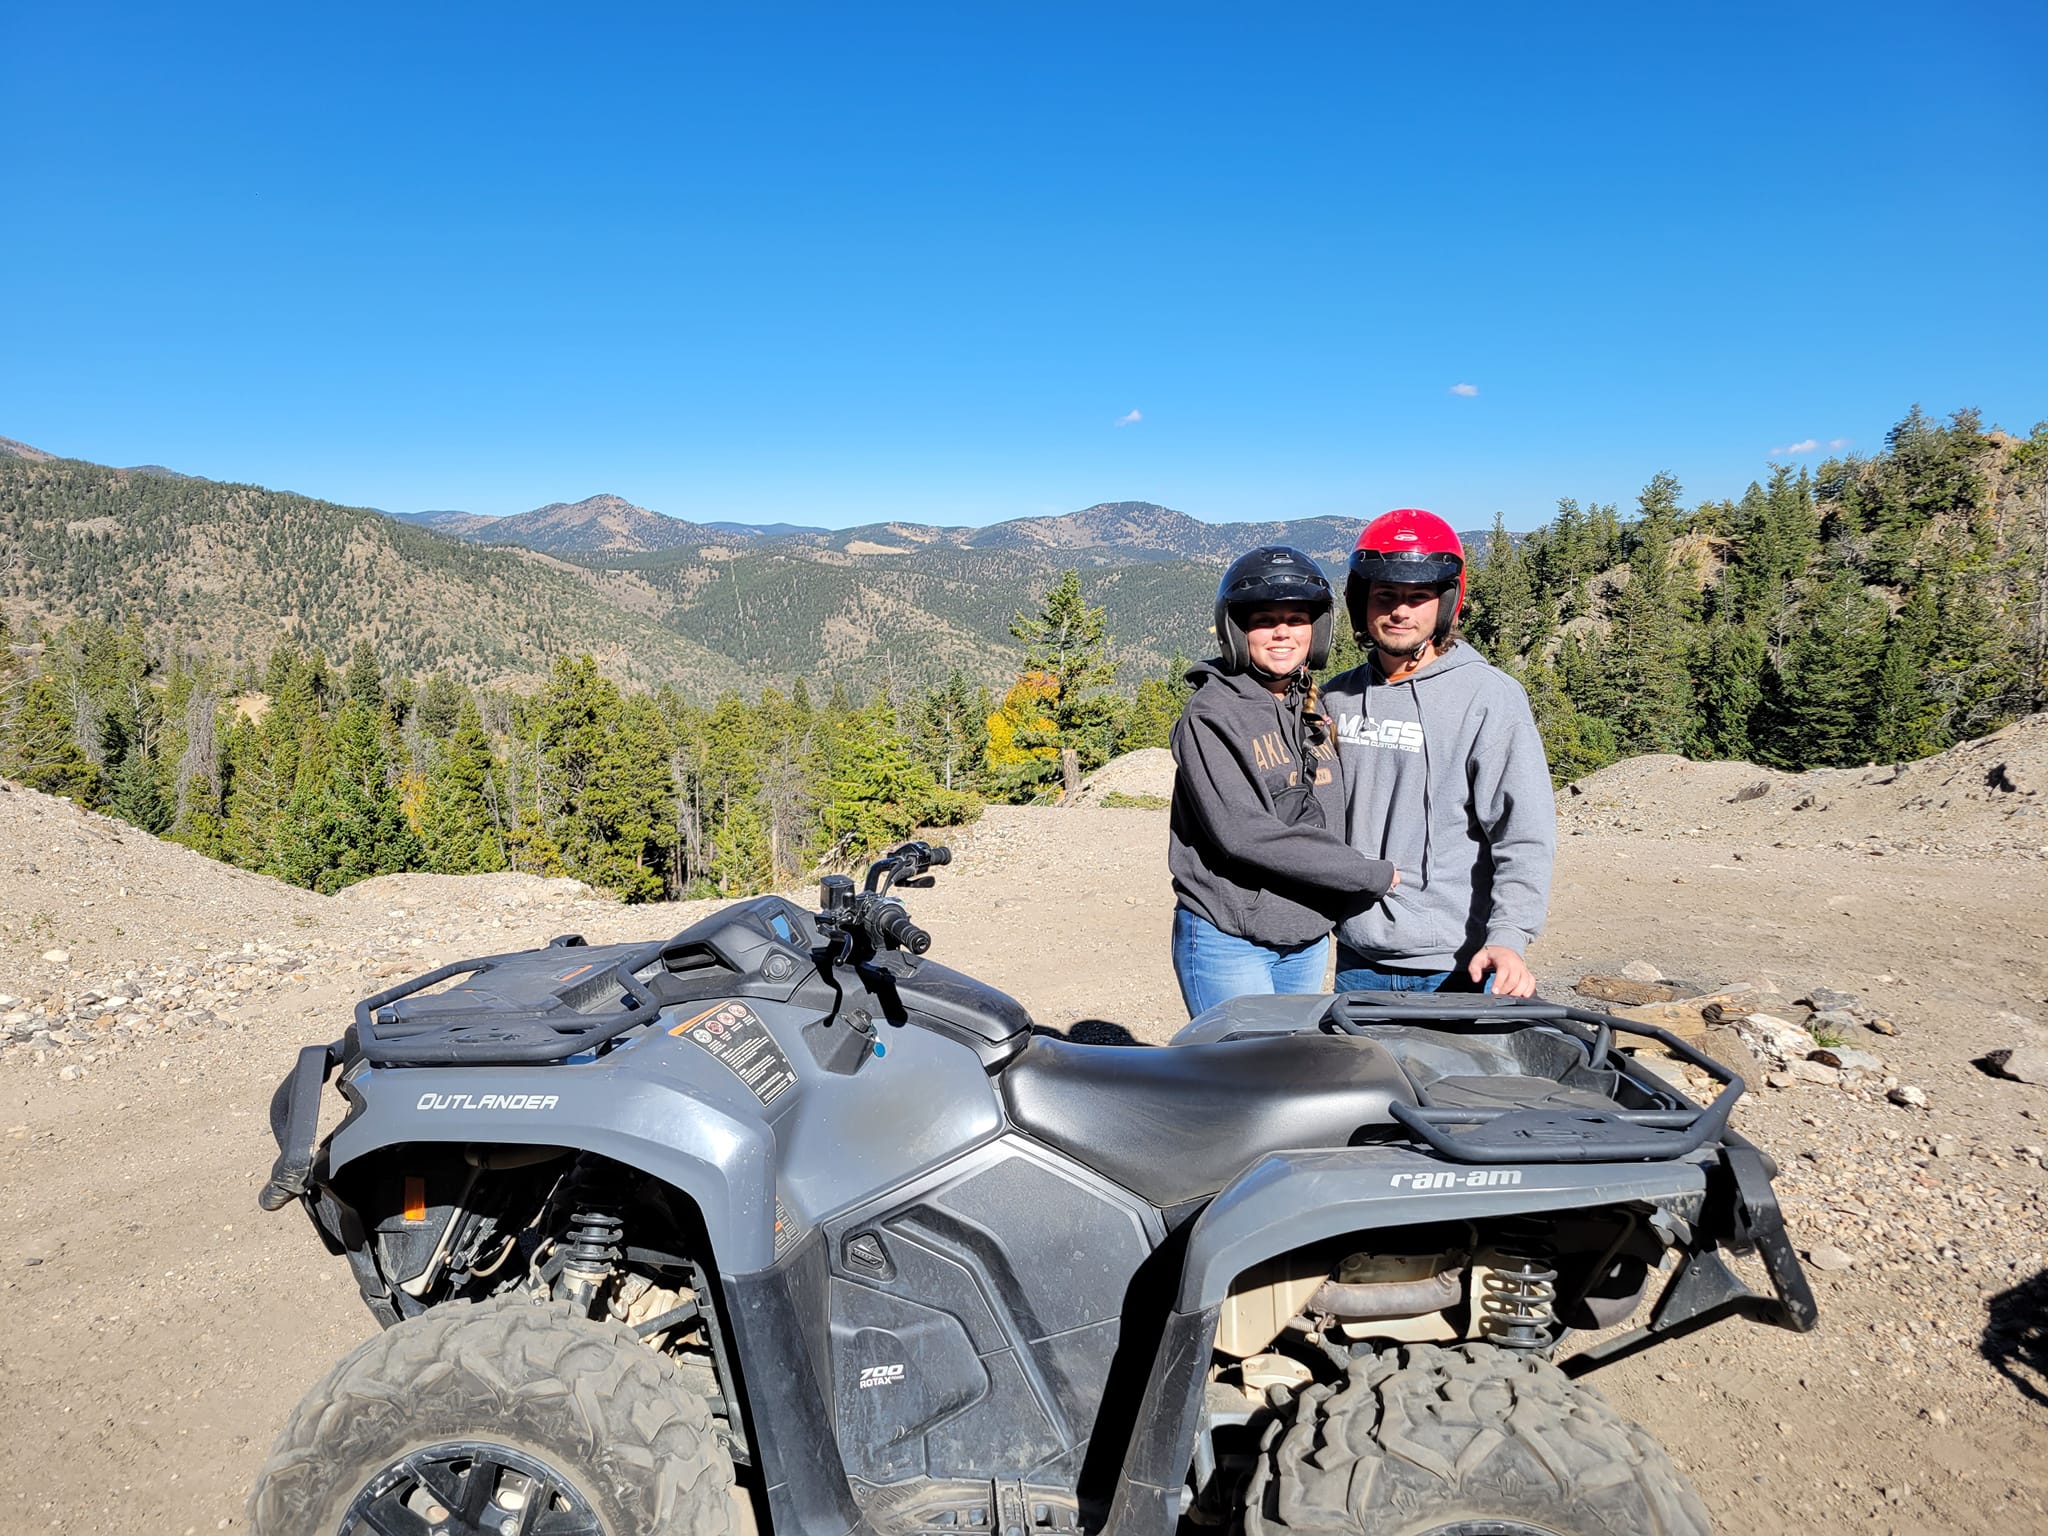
[1321,509,1555,996]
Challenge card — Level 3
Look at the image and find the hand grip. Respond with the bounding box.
[874,904,932,954]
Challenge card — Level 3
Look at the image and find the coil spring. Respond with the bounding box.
[562,1209,624,1275]
[1476,1234,1558,1353]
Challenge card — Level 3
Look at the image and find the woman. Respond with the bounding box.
[1167,545,1398,1016]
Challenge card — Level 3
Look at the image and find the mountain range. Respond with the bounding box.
[0,435,1490,694]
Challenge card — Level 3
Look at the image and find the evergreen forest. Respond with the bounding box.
[0,405,2042,903]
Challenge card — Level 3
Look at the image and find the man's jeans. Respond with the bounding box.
[1171,908,1330,1018]
[1334,946,1492,995]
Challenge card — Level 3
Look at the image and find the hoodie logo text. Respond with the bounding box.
[1339,714,1425,754]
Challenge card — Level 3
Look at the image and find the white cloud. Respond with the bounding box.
[1449,383,1479,397]
[1769,439,1822,457]
[1115,409,1142,427]
[1829,437,1852,449]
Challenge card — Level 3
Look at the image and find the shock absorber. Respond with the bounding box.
[1476,1223,1559,1354]
[558,1207,625,1315]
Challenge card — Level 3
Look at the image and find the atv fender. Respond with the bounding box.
[1100,1146,1713,1536]
[325,1063,782,1270]
[1176,1144,1710,1312]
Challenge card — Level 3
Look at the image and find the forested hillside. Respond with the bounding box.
[1456,408,2047,779]
[1,404,2040,907]
[0,457,742,691]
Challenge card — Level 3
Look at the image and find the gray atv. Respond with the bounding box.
[253,841,1816,1536]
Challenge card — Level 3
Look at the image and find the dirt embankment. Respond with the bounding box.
[2,721,2047,1534]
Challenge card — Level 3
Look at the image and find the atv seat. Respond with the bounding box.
[999,1033,1417,1209]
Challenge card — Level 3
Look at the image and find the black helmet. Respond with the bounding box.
[1214,545,1335,673]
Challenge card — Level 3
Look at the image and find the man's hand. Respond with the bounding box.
[1468,944,1535,998]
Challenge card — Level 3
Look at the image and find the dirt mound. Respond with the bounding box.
[1561,712,2048,859]
[0,778,326,981]
[1067,746,1175,805]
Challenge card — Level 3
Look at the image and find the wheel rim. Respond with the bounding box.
[339,1439,605,1535]
[1417,1523,1563,1536]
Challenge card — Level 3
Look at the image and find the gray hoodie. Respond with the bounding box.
[1168,661,1396,947]
[1322,644,1556,970]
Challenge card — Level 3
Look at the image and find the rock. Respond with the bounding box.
[1735,1011,1819,1066]
[1980,1046,2048,1085]
[1864,1016,1899,1037]
[40,949,70,965]
[1576,975,1683,1006]
[57,1063,85,1082]
[1787,1059,1842,1086]
[1798,987,1861,1014]
[1610,1000,1716,1039]
[1889,1085,1929,1109]
[1932,1136,1960,1159]
[1767,1071,1797,1089]
[1729,781,1772,803]
[1699,1025,1767,1087]
[1806,1243,1855,1272]
[1620,959,1664,982]
[1810,1046,1884,1073]
[1698,990,1772,1024]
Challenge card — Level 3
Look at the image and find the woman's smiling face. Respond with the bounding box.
[1242,605,1315,677]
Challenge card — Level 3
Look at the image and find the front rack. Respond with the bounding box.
[1321,993,1745,1164]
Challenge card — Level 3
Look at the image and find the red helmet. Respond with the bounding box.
[1345,508,1466,645]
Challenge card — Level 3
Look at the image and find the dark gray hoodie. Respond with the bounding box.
[1168,661,1397,947]
[1322,644,1556,970]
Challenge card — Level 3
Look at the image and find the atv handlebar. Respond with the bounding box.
[818,841,949,960]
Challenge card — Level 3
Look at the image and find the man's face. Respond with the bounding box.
[1242,605,1316,675]
[1365,582,1441,654]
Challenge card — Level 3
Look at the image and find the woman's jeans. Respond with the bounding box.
[1171,908,1330,1018]
[1334,945,1492,994]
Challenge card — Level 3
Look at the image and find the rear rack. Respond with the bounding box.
[1322,992,1744,1164]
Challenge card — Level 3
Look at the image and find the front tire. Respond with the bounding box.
[1242,1342,1710,1536]
[248,1298,737,1536]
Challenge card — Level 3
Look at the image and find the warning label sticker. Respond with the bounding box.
[669,1001,799,1106]
[773,1195,803,1260]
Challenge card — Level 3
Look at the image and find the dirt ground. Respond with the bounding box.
[3,719,2047,1534]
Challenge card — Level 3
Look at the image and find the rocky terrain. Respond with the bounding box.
[3,719,2047,1533]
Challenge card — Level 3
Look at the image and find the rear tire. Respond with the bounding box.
[248,1297,737,1536]
[1242,1342,1711,1536]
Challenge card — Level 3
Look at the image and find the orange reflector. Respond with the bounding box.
[403,1176,428,1223]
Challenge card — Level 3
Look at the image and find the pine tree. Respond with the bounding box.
[2,676,100,802]
[821,699,971,860]
[1754,568,1884,768]
[1688,625,1766,761]
[417,700,506,873]
[1006,570,1118,785]
[1589,474,1695,755]
[277,695,421,892]
[1465,513,1535,659]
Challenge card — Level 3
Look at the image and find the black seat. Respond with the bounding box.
[999,1033,1418,1208]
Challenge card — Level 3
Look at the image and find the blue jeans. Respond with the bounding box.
[1334,947,1492,995]
[1172,908,1330,1018]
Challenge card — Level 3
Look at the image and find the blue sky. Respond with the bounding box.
[3,3,2043,530]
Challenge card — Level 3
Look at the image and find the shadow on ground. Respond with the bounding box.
[1982,1266,2048,1407]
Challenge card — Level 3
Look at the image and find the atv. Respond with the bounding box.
[253,841,1816,1536]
